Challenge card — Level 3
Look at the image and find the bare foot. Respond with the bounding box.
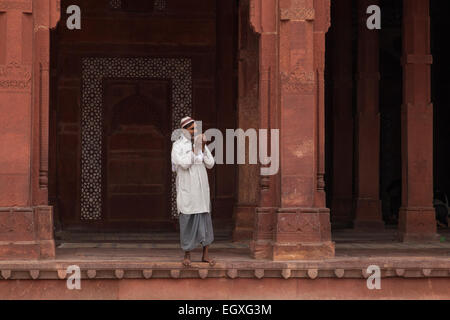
[201,256,216,266]
[182,252,191,267]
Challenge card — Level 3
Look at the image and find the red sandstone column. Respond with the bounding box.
[399,0,437,241]
[250,0,335,260]
[353,0,384,230]
[0,0,59,260]
[329,0,354,228]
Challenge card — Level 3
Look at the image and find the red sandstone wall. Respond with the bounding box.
[0,278,449,300]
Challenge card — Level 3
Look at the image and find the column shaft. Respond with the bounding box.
[399,0,437,241]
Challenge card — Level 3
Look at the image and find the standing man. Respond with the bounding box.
[171,116,215,267]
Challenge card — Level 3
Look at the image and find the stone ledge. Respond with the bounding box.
[0,259,449,280]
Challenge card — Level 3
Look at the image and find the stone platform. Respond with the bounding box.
[0,229,449,299]
[0,229,448,281]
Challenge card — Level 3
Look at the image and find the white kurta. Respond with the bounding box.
[171,133,215,215]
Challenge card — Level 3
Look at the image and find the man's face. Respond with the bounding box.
[185,122,196,137]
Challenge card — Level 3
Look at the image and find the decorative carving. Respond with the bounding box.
[422,269,432,277]
[198,269,208,279]
[0,62,32,91]
[281,64,315,94]
[0,62,31,78]
[57,269,67,279]
[280,7,315,21]
[227,269,238,279]
[361,268,370,279]
[307,269,318,279]
[170,269,180,279]
[278,212,320,234]
[1,270,11,279]
[142,269,153,279]
[87,269,96,279]
[280,0,314,22]
[395,269,406,277]
[29,270,40,279]
[0,79,31,90]
[0,266,446,280]
[334,269,345,278]
[281,269,291,279]
[115,269,124,279]
[254,269,264,279]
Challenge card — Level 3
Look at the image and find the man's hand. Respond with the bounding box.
[194,134,206,153]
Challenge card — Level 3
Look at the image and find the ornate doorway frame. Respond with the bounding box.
[81,57,192,221]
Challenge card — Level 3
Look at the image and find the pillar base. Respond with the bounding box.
[272,242,335,260]
[232,205,256,242]
[398,207,438,242]
[250,207,335,261]
[353,198,385,230]
[0,206,55,260]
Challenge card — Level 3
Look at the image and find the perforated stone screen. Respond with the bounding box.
[81,57,192,220]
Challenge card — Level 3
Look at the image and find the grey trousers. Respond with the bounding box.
[179,212,214,251]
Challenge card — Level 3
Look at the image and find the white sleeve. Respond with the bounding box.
[203,145,215,169]
[171,142,195,170]
[194,152,204,164]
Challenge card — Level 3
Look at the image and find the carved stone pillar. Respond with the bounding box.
[399,0,437,241]
[353,0,384,230]
[250,0,334,260]
[329,0,354,228]
[0,0,60,260]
